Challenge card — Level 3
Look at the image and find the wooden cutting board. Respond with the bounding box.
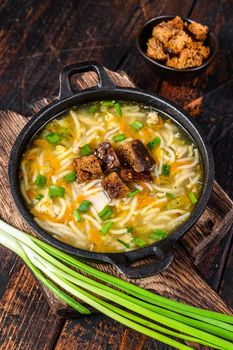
[0,67,233,322]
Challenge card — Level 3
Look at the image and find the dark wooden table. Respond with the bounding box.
[0,1,232,349]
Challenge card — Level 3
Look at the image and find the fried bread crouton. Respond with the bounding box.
[74,155,103,183]
[166,16,185,30]
[188,41,210,59]
[188,21,208,41]
[167,48,203,69]
[152,22,178,45]
[147,37,168,61]
[102,172,129,198]
[119,139,155,172]
[94,141,120,172]
[166,30,192,54]
[146,16,210,69]
[120,168,152,182]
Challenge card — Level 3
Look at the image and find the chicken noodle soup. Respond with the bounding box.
[19,101,203,252]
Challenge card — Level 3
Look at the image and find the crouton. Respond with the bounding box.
[94,141,120,173]
[147,38,168,61]
[119,139,155,172]
[166,30,192,54]
[167,16,185,30]
[73,155,103,183]
[120,168,152,182]
[152,22,178,45]
[188,21,208,41]
[187,41,210,59]
[102,172,129,198]
[146,16,210,70]
[167,48,203,69]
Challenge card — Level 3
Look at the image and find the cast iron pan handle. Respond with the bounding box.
[108,247,173,279]
[59,61,116,99]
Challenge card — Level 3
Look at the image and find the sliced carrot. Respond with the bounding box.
[171,160,192,173]
[26,190,35,201]
[119,119,126,132]
[89,227,101,245]
[34,139,48,147]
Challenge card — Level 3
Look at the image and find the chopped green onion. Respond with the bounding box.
[64,171,76,183]
[127,227,133,233]
[49,186,65,198]
[150,229,168,241]
[114,102,122,116]
[113,133,126,142]
[127,189,141,198]
[166,192,176,199]
[188,192,198,204]
[117,239,130,249]
[162,164,170,176]
[35,175,47,187]
[98,206,113,220]
[46,132,61,144]
[102,211,112,221]
[81,144,92,156]
[132,237,147,247]
[78,200,92,213]
[88,104,98,113]
[35,194,43,201]
[147,137,161,150]
[73,209,82,222]
[101,100,115,106]
[100,221,113,235]
[130,121,144,131]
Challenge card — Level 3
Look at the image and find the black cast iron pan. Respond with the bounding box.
[8,61,214,278]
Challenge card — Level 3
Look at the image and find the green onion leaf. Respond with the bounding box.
[35,194,43,201]
[81,144,92,156]
[73,209,82,222]
[130,121,144,131]
[113,133,126,142]
[117,239,130,249]
[188,192,198,204]
[78,200,92,213]
[127,227,133,233]
[46,132,61,144]
[132,237,147,247]
[166,192,176,199]
[88,104,98,113]
[64,171,76,183]
[100,221,113,235]
[147,137,161,150]
[1,218,233,350]
[101,100,115,107]
[49,186,65,198]
[114,102,122,116]
[127,189,141,198]
[150,229,168,241]
[162,164,170,176]
[98,206,113,220]
[35,174,47,188]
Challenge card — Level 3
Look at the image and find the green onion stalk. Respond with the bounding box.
[0,219,232,350]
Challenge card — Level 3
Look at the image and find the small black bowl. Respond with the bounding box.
[136,15,219,84]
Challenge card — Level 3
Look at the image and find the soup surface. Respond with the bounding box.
[20,101,203,252]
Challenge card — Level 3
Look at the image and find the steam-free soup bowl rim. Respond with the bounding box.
[8,61,214,278]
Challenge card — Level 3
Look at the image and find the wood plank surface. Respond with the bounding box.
[0,0,232,350]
